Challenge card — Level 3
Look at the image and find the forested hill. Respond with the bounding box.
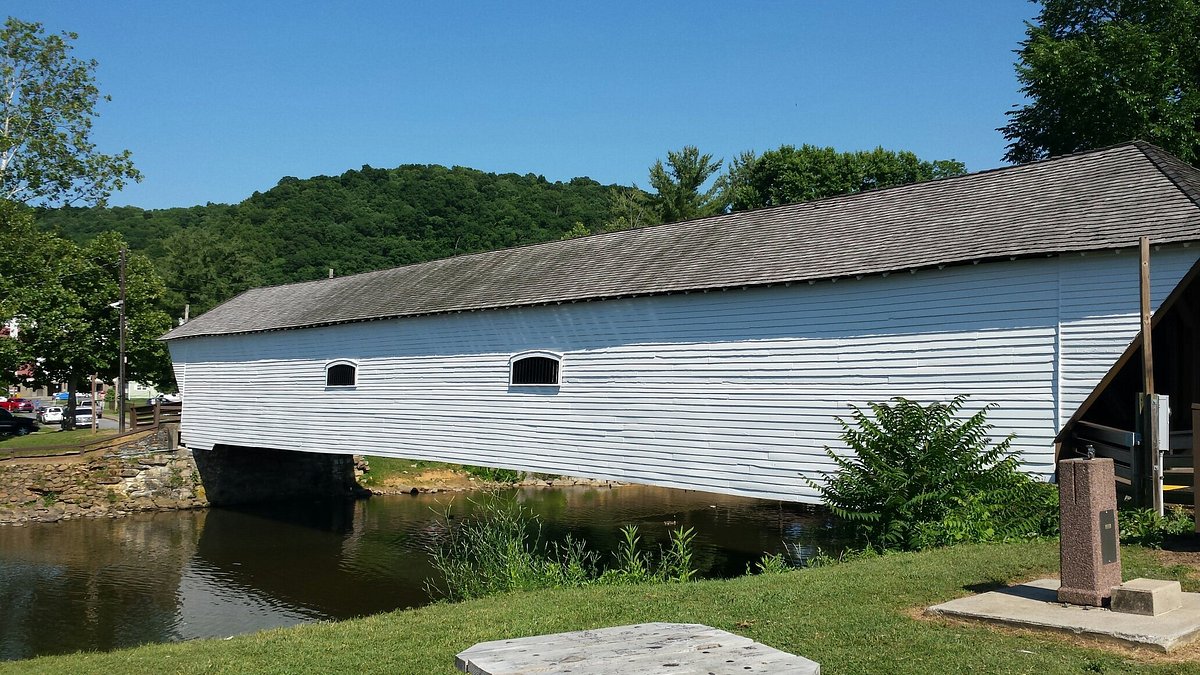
[36,164,628,317]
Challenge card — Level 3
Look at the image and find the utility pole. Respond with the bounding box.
[118,248,127,434]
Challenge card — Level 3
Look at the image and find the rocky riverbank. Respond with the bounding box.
[367,474,628,495]
[1,435,629,525]
[0,448,207,526]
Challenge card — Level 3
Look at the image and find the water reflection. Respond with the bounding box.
[0,486,834,661]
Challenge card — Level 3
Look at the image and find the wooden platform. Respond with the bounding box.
[455,622,820,674]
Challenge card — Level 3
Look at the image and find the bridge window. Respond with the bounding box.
[326,361,357,387]
[510,352,561,387]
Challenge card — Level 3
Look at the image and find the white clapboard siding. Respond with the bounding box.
[169,246,1197,504]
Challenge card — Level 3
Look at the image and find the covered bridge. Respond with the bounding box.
[162,142,1200,504]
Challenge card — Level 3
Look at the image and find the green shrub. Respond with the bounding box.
[750,552,791,575]
[463,465,523,483]
[1119,506,1193,548]
[426,497,698,601]
[806,395,1058,552]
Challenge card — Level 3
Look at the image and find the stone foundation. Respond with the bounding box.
[0,428,207,526]
[192,445,362,506]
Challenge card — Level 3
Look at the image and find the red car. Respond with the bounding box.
[0,398,34,413]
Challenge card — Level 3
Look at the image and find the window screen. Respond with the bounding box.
[511,355,560,386]
[326,363,356,387]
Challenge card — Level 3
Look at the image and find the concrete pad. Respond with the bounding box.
[927,578,1200,652]
[1112,578,1184,617]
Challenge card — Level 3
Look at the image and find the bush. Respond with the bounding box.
[806,395,1058,552]
[1119,506,1194,548]
[426,496,698,602]
[463,465,523,483]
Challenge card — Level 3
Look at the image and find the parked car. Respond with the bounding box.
[149,393,182,405]
[0,397,32,412]
[66,407,95,427]
[0,409,39,436]
[37,407,64,424]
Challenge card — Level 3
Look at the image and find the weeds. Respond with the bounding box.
[463,465,523,484]
[1119,505,1194,548]
[426,496,699,601]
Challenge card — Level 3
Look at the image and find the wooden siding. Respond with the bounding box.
[169,247,1198,504]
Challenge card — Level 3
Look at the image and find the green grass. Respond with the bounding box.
[0,427,118,454]
[355,455,461,487]
[4,540,1197,674]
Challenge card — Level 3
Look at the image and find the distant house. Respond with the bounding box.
[162,142,1200,504]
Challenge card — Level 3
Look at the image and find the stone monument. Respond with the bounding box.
[1058,456,1121,606]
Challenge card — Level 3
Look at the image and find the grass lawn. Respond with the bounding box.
[4,540,1198,674]
[355,455,464,487]
[0,427,117,456]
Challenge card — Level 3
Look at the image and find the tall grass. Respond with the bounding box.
[426,497,698,601]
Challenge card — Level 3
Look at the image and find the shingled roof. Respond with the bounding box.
[163,141,1200,341]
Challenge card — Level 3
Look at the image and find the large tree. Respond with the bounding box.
[14,229,174,424]
[1,17,141,206]
[1002,0,1200,164]
[647,146,724,222]
[722,145,966,211]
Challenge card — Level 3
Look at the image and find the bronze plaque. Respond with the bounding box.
[1099,509,1118,565]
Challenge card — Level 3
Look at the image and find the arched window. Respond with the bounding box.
[325,360,357,387]
[509,352,561,386]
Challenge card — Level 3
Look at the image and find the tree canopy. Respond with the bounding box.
[1,204,174,396]
[0,17,141,206]
[647,146,724,222]
[1002,0,1200,164]
[722,145,966,211]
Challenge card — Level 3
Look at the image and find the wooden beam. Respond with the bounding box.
[1141,236,1155,395]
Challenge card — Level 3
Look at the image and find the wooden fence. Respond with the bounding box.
[127,402,181,430]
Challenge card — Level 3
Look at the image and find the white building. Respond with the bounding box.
[162,143,1200,504]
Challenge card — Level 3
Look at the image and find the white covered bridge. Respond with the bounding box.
[162,142,1200,504]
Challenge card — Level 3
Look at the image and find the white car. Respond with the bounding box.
[37,406,63,424]
[69,407,95,426]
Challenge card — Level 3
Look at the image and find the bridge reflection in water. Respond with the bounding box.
[0,486,834,661]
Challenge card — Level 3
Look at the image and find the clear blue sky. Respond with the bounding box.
[10,1,1038,210]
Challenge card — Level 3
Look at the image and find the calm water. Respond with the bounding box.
[0,486,833,661]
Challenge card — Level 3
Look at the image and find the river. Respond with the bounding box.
[0,485,834,662]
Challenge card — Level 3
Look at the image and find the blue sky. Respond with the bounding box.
[10,2,1038,209]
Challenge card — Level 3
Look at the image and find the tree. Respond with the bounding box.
[0,201,60,384]
[158,227,263,315]
[723,145,966,211]
[1,17,141,206]
[14,230,174,425]
[1002,0,1200,165]
[647,146,724,222]
[599,187,659,233]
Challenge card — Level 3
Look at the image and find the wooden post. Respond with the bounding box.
[153,403,160,427]
[1141,236,1154,394]
[1139,237,1161,512]
[90,373,98,433]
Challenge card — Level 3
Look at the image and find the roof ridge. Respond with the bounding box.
[209,142,1156,296]
[163,142,1200,341]
[1131,140,1200,210]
